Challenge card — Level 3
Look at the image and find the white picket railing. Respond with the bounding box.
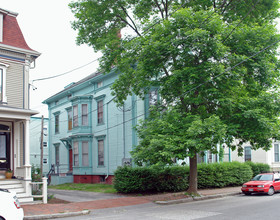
[30,177,48,204]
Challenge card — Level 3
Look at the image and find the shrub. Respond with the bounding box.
[114,166,157,193]
[114,161,253,193]
[197,162,252,188]
[154,165,189,192]
[245,161,271,177]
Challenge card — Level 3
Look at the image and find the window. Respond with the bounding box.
[67,109,73,130]
[0,64,8,103]
[275,144,279,162]
[0,68,3,102]
[55,145,59,165]
[43,158,48,164]
[55,115,59,133]
[43,142,47,147]
[244,146,251,162]
[82,141,89,166]
[73,142,79,166]
[97,81,103,88]
[97,100,103,124]
[73,105,78,127]
[98,139,104,166]
[82,104,88,126]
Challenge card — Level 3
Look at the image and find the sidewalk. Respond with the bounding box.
[22,186,242,219]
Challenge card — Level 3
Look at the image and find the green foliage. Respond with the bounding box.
[114,165,188,193]
[114,162,252,193]
[48,183,117,193]
[70,0,280,192]
[31,165,41,182]
[219,146,224,162]
[245,161,271,177]
[197,162,252,188]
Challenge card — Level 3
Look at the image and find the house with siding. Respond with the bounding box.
[43,69,157,185]
[29,117,49,175]
[223,141,280,171]
[0,8,41,202]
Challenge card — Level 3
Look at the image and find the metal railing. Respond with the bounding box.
[47,164,72,185]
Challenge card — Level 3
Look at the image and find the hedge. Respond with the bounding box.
[245,161,270,177]
[114,161,254,193]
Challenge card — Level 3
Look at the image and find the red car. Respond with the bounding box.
[241,173,280,196]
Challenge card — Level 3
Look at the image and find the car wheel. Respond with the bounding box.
[268,187,275,196]
[243,192,251,195]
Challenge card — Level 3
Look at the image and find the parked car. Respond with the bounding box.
[241,173,280,196]
[0,188,24,220]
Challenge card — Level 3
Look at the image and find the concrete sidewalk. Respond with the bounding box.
[22,187,242,219]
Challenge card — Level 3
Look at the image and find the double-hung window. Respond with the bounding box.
[55,115,59,134]
[82,141,89,166]
[73,105,78,127]
[244,146,251,162]
[275,144,279,162]
[98,139,104,166]
[67,109,72,130]
[82,104,88,126]
[97,100,103,124]
[73,141,79,166]
[0,64,8,103]
[0,68,3,102]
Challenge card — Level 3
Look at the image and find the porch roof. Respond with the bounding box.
[0,105,39,120]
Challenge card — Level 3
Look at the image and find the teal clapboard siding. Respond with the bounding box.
[43,69,147,179]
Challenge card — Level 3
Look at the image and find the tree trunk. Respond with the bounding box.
[187,154,198,194]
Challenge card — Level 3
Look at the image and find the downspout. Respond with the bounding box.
[123,103,125,159]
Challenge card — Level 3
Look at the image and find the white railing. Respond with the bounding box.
[30,177,48,204]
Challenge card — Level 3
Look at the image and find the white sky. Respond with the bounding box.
[1,0,101,117]
[1,1,280,118]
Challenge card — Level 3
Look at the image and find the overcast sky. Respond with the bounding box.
[1,0,100,117]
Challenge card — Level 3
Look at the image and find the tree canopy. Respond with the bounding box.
[70,0,280,193]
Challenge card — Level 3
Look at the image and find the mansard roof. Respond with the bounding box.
[0,8,40,57]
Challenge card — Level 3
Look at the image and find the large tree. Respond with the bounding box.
[70,0,280,193]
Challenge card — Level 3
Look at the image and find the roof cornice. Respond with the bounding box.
[0,8,18,17]
[0,44,41,58]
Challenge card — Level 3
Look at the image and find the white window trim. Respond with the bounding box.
[0,63,9,103]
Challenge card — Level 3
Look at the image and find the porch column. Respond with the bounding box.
[24,119,31,167]
[23,119,32,196]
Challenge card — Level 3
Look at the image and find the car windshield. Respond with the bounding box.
[252,174,273,181]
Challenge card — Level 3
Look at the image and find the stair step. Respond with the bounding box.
[18,196,34,204]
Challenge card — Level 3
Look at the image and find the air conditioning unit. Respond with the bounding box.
[122,158,132,166]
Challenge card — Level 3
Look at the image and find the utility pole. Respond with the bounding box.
[40,115,44,178]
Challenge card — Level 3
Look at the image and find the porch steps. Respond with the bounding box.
[0,179,34,204]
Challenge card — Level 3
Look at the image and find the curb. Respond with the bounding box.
[24,210,90,220]
[154,192,241,205]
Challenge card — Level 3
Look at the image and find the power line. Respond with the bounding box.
[222,0,260,43]
[31,58,100,82]
[184,37,280,96]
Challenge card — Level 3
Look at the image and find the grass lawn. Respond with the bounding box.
[48,183,117,193]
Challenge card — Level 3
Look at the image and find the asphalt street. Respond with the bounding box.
[53,192,280,220]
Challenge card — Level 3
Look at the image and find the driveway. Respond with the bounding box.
[48,189,126,202]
